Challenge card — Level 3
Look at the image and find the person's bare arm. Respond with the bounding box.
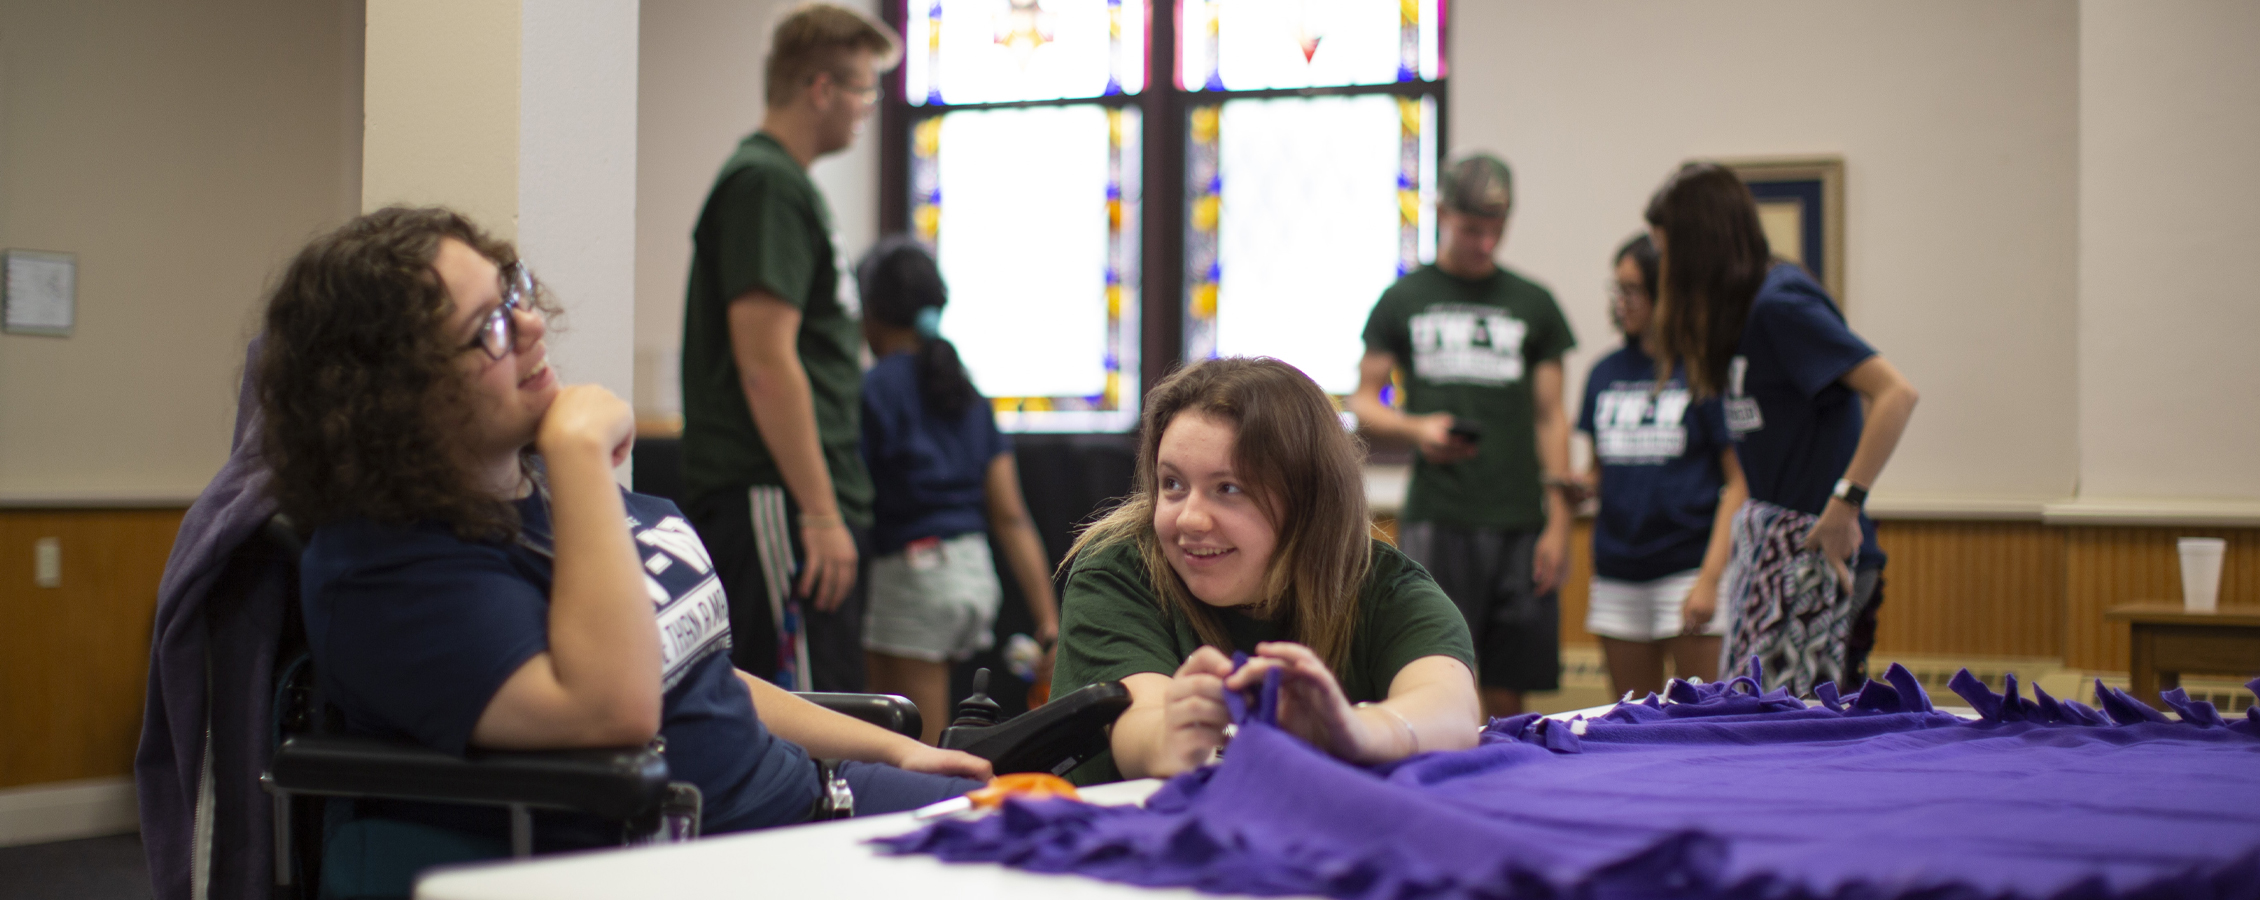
[1370,655,1483,756]
[1682,448,1749,633]
[728,292,857,611]
[734,670,991,779]
[983,453,1059,644]
[1531,360,1575,594]
[1347,350,1472,464]
[1805,355,1919,584]
[472,386,661,749]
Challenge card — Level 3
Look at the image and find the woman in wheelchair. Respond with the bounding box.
[1051,358,1483,783]
[258,207,990,847]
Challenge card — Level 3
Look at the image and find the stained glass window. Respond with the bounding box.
[904,0,1146,106]
[1180,0,1441,92]
[912,104,1142,432]
[887,0,1444,432]
[1185,94,1434,394]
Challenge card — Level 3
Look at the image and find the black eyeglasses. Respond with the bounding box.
[466,262,534,360]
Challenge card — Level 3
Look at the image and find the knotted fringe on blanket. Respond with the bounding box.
[878,658,2260,900]
[1722,499,1853,696]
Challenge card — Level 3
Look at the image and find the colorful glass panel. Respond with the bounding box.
[904,0,1147,106]
[912,104,1142,432]
[1180,0,1441,92]
[1185,93,1434,395]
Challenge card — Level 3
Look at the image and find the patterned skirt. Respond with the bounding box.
[1721,499,1853,695]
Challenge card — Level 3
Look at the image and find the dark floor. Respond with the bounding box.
[0,833,152,900]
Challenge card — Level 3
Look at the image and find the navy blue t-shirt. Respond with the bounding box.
[861,351,1011,556]
[1577,342,1729,581]
[1726,264,1883,569]
[299,486,820,845]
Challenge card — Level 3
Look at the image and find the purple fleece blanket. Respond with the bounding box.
[879,661,2260,899]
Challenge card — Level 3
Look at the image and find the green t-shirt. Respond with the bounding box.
[1051,537,1476,784]
[1361,264,1575,530]
[679,132,873,523]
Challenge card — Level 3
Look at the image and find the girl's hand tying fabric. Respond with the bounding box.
[1159,646,1237,773]
[1226,642,1395,764]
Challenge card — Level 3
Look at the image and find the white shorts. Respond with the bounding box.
[1585,569,1723,641]
[864,532,1001,663]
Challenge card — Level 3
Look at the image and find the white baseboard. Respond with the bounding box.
[0,776,139,848]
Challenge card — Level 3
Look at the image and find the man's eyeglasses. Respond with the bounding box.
[466,262,534,360]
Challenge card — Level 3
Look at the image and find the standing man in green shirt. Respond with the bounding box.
[1349,154,1578,718]
[680,4,898,693]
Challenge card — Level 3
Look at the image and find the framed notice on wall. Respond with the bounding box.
[1722,157,1845,311]
[4,249,77,337]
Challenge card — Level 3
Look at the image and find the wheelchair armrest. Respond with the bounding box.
[267,735,670,821]
[796,692,922,739]
[940,681,1131,776]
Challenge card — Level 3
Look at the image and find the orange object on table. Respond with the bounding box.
[964,772,1080,809]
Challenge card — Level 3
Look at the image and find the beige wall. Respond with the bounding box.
[2077,0,2260,503]
[1457,1,2082,505]
[361,0,519,234]
[634,0,881,418]
[0,0,363,500]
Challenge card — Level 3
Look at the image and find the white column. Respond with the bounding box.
[519,0,641,419]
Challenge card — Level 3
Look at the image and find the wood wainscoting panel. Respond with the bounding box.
[2064,526,2260,673]
[0,509,185,789]
[1870,520,2065,659]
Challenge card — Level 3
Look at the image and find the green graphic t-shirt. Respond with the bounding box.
[1051,538,1475,784]
[1361,265,1575,530]
[679,132,872,524]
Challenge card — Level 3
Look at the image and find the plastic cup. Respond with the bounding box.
[2177,537,2226,613]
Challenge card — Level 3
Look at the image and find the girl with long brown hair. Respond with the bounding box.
[1051,357,1481,783]
[1643,163,1919,696]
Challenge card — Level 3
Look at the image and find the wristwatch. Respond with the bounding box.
[1831,478,1869,510]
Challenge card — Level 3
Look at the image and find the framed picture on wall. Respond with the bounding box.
[1720,157,1846,310]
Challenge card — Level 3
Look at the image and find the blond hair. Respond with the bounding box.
[1066,358,1372,674]
[766,3,902,108]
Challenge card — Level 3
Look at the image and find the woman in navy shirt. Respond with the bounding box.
[854,238,1060,744]
[1642,164,1919,695]
[260,208,988,853]
[1576,234,1747,698]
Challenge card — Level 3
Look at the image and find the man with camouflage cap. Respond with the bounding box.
[1349,153,1577,718]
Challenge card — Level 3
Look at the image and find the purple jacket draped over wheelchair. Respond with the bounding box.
[136,340,287,900]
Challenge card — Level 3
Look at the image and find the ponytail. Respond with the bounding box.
[915,332,978,419]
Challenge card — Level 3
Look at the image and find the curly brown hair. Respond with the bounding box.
[258,206,560,541]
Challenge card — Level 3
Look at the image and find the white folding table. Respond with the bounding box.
[413,778,1251,900]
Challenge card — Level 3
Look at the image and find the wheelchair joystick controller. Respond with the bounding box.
[940,668,1131,778]
[951,668,1003,729]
